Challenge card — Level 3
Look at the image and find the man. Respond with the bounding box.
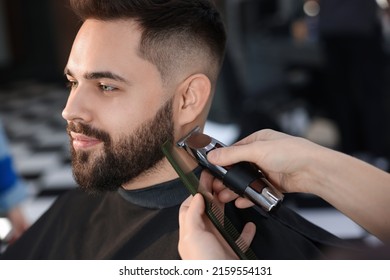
[1,0,355,259]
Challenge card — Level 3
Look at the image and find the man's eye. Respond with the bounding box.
[100,84,116,92]
[66,81,78,89]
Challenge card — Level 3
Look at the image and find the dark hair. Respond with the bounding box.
[70,0,226,85]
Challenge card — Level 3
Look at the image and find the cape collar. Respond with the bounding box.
[117,168,201,209]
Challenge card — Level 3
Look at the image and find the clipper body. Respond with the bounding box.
[177,126,283,212]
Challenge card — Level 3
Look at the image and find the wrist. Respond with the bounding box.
[301,144,337,197]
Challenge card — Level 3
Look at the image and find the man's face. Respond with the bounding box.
[62,19,175,192]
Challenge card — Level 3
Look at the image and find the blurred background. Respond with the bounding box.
[1,0,390,251]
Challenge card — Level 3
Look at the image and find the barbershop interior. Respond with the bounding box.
[1,0,390,254]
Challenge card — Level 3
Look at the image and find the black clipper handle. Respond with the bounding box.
[223,162,259,195]
[223,162,283,212]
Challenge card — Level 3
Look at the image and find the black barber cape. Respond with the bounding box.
[1,176,356,259]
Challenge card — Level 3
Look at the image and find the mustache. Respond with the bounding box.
[67,122,111,144]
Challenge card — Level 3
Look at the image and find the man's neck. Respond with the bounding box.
[121,159,180,190]
[122,148,198,190]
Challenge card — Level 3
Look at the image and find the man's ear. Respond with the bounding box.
[176,73,211,126]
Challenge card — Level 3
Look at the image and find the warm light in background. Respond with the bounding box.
[303,0,390,18]
[303,1,320,17]
[377,0,389,9]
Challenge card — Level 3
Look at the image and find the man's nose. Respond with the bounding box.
[62,85,93,123]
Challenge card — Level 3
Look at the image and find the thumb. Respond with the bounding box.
[207,144,257,167]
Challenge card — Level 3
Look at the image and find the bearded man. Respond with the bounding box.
[1,0,355,259]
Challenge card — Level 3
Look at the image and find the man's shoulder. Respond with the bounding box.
[25,188,116,226]
[54,187,113,204]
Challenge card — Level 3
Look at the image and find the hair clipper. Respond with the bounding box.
[177,126,283,212]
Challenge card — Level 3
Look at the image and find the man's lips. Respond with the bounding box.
[70,132,102,149]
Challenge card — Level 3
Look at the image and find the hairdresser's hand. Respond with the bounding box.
[178,170,255,259]
[207,129,327,207]
[178,193,256,260]
[208,129,390,243]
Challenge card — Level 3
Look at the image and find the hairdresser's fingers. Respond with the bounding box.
[179,193,217,260]
[179,195,192,229]
[235,197,255,209]
[212,175,254,207]
[212,179,239,202]
[217,187,254,208]
[238,222,256,252]
[199,170,215,194]
[179,194,205,231]
[207,141,266,168]
[208,129,290,167]
[212,178,229,193]
[216,186,238,202]
[207,144,248,165]
[179,194,207,233]
[236,129,289,145]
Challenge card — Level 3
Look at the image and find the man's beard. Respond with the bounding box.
[66,98,174,194]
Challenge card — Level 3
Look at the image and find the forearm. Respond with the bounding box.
[307,148,390,242]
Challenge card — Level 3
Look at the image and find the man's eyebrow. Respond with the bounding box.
[64,67,73,77]
[64,68,129,84]
[84,71,129,83]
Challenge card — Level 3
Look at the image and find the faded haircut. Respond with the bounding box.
[69,0,226,86]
